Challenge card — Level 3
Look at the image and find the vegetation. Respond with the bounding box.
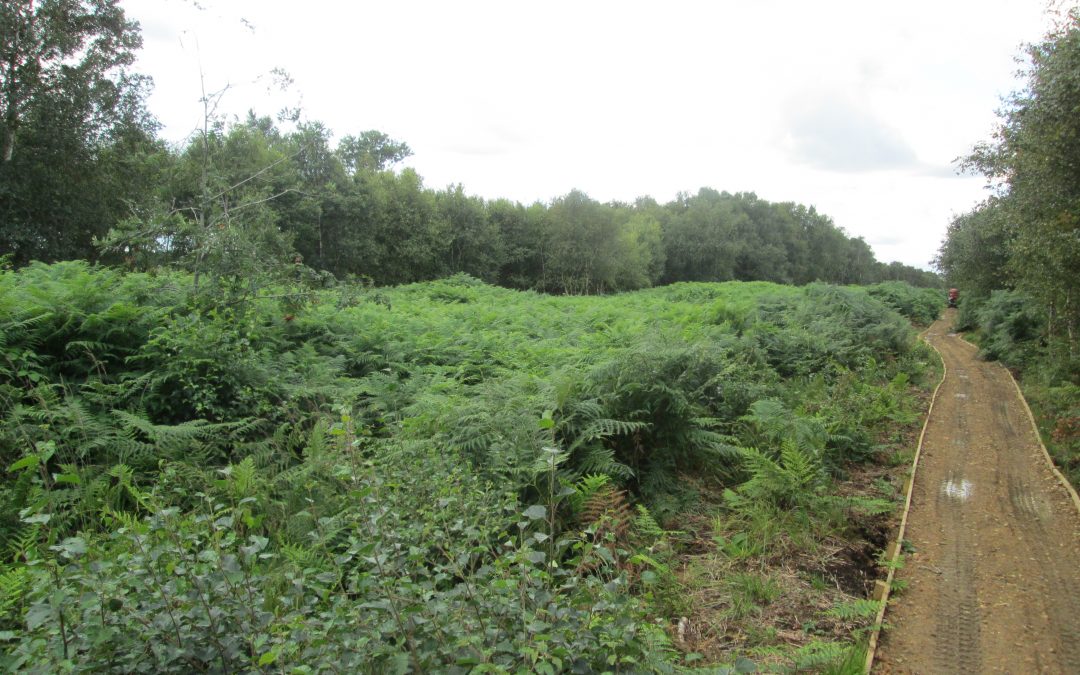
[937,9,1080,486]
[0,263,940,671]
[0,3,956,671]
[0,5,937,293]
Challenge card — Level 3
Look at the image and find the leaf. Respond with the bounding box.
[241,536,269,558]
[8,455,39,472]
[25,603,53,630]
[56,537,87,558]
[388,653,411,675]
[522,504,547,520]
[258,648,279,666]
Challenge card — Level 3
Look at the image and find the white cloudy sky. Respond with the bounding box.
[122,0,1062,269]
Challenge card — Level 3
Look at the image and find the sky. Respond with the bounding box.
[121,0,1063,270]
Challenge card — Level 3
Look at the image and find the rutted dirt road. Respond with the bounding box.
[874,312,1080,674]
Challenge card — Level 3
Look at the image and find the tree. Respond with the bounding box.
[0,0,141,163]
[948,10,1080,349]
[0,1,152,264]
[337,130,412,174]
[278,121,350,272]
[492,199,546,289]
[660,188,742,283]
[100,114,299,298]
[353,168,448,284]
[934,198,1013,298]
[437,184,505,282]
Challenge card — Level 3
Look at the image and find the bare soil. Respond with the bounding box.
[874,312,1080,674]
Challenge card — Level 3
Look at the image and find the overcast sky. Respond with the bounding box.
[122,0,1062,270]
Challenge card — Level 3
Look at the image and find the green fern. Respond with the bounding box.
[632,504,666,539]
[568,473,610,509]
[826,599,882,621]
[0,564,33,626]
[728,439,826,513]
[219,456,260,500]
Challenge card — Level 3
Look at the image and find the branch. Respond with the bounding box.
[226,188,300,214]
[209,148,303,202]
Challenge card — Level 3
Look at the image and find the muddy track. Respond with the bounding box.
[874,312,1080,674]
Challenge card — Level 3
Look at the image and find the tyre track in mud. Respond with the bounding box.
[874,312,1080,674]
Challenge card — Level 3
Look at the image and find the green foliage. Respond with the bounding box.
[0,263,935,670]
[725,398,894,548]
[866,282,944,325]
[792,640,867,674]
[3,423,676,673]
[951,12,1080,354]
[825,599,882,621]
[726,441,828,515]
[0,0,153,265]
[939,15,1080,490]
[976,290,1046,368]
[752,284,912,379]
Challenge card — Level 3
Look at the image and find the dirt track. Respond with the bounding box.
[874,312,1080,674]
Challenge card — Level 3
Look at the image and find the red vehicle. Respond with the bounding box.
[948,288,959,308]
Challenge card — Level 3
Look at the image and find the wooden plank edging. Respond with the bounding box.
[949,334,1080,516]
[863,326,947,673]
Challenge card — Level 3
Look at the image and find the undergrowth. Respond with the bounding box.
[952,290,1080,487]
[0,262,938,671]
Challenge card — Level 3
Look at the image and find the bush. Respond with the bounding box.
[865,282,944,325]
[0,264,935,671]
[977,290,1045,368]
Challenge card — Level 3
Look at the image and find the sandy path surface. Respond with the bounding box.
[874,312,1080,674]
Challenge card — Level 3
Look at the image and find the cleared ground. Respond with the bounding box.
[875,312,1080,674]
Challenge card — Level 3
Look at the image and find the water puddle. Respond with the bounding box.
[941,478,973,502]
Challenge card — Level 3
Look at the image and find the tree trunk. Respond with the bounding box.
[2,125,14,163]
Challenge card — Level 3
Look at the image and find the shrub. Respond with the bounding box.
[977,290,1045,368]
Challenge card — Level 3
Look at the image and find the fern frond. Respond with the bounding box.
[632,504,666,539]
[572,444,633,480]
[0,564,33,622]
[825,598,882,620]
[579,484,633,547]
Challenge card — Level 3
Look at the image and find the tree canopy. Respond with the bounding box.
[0,0,152,264]
[0,1,937,295]
[938,10,1080,354]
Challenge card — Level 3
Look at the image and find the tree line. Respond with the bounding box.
[937,9,1080,362]
[1,1,938,293]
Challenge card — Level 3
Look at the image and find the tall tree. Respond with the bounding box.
[0,0,141,163]
[0,0,153,264]
[437,184,505,282]
[660,188,742,283]
[948,10,1080,348]
[337,130,412,174]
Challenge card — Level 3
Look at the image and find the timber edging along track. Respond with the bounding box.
[863,325,947,674]
[863,325,1080,673]
[957,334,1080,516]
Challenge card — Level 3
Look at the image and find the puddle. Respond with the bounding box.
[941,478,973,502]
